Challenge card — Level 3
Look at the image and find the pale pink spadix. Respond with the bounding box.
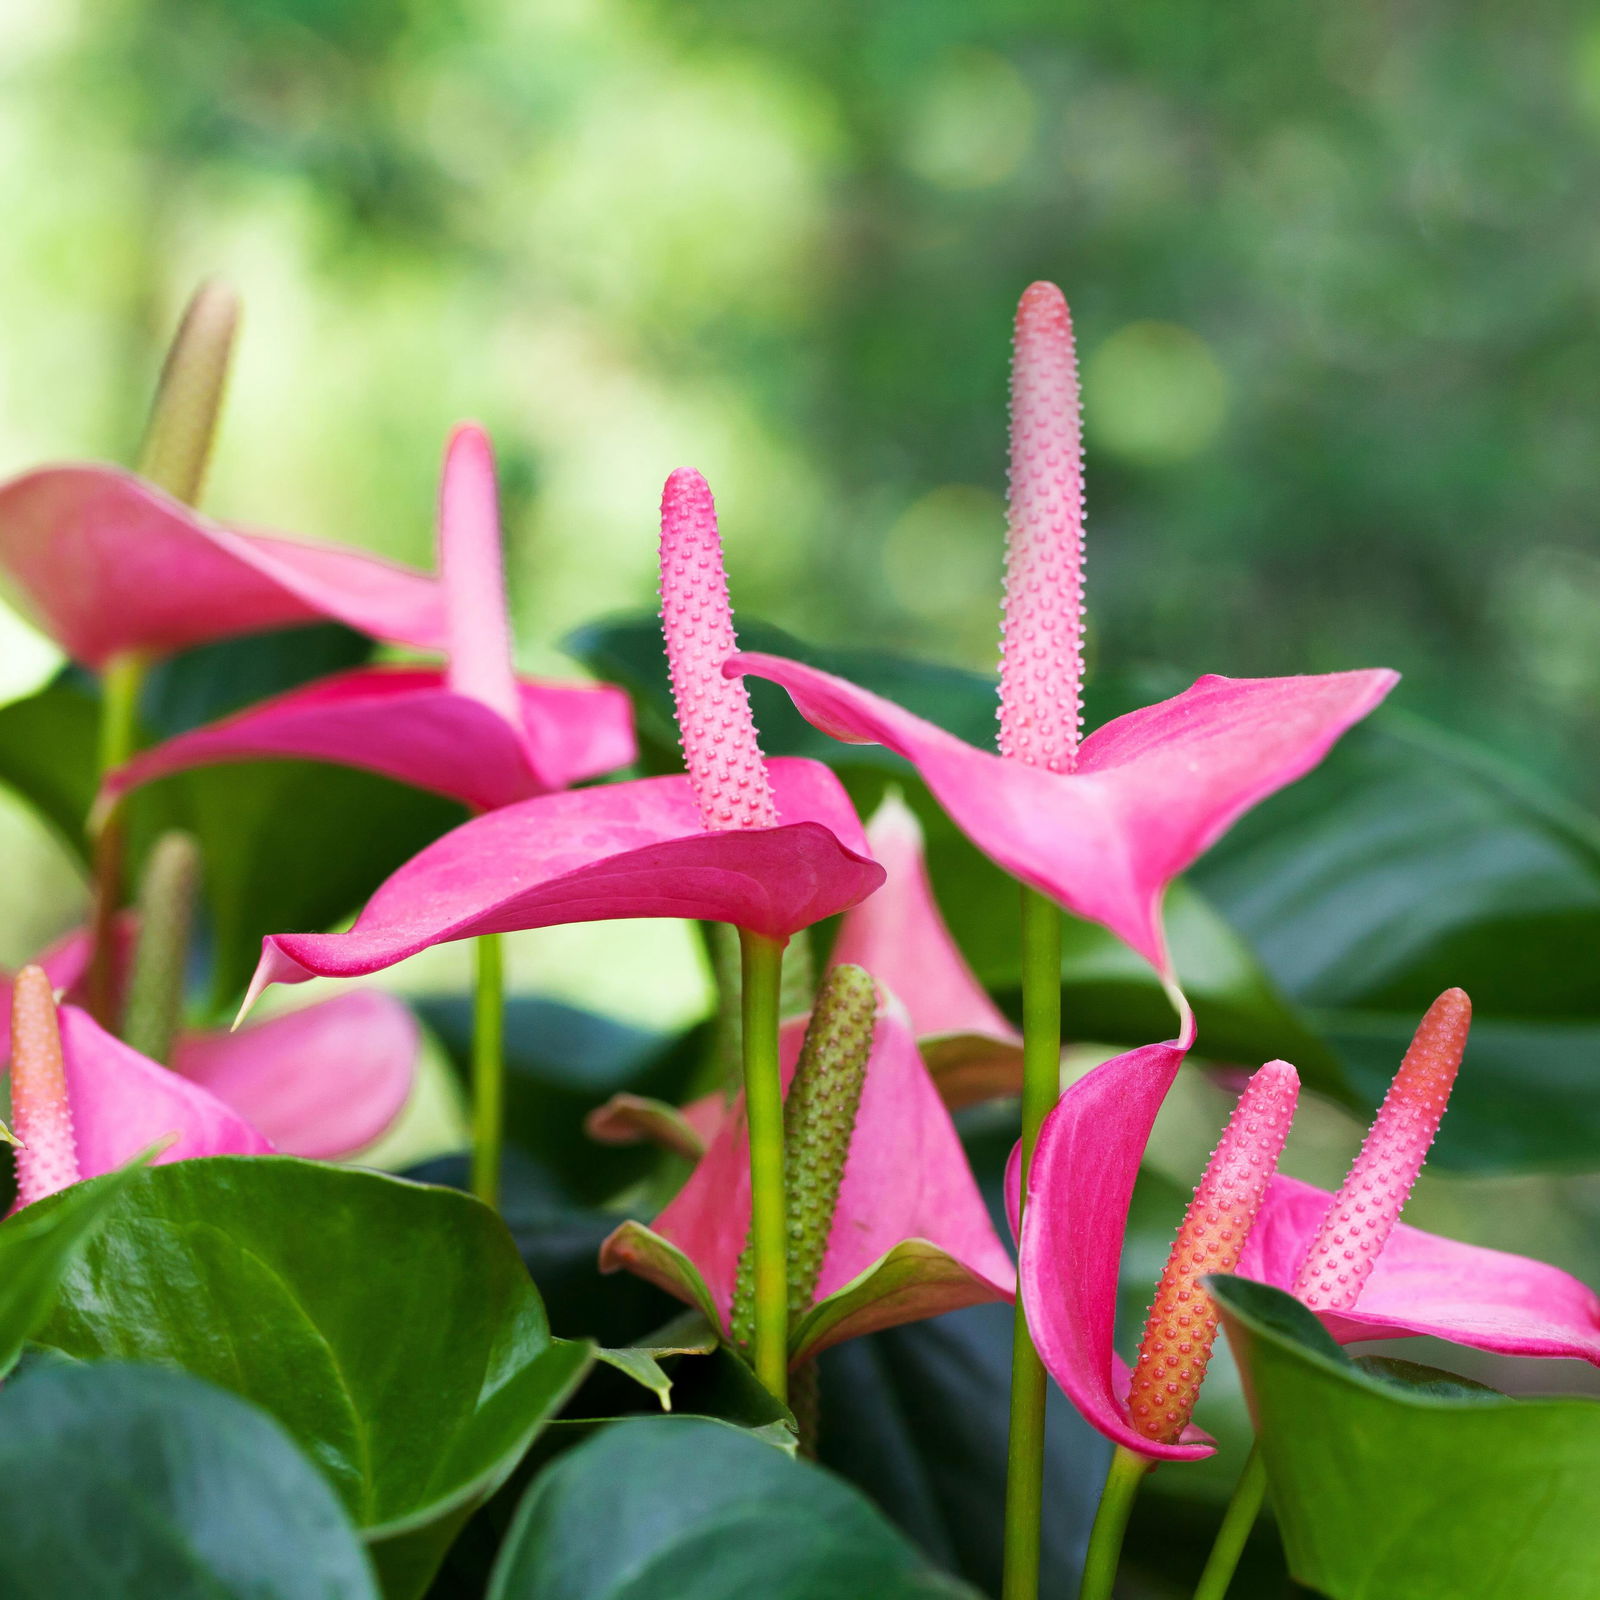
[440,422,521,727]
[9,967,80,1206]
[1294,987,1471,1311]
[1126,1059,1299,1445]
[998,281,1085,774]
[660,468,777,832]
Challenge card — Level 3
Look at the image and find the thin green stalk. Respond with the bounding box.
[738,927,788,1405]
[1002,885,1063,1600]
[470,932,505,1208]
[1193,1446,1266,1600]
[87,650,146,1027]
[1079,1447,1152,1600]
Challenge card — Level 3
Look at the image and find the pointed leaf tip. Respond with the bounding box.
[1126,1058,1299,1445]
[1295,990,1471,1311]
[658,469,776,831]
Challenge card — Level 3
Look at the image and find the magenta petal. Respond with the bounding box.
[831,792,1018,1046]
[1015,1040,1213,1461]
[0,466,446,666]
[733,653,1396,971]
[248,758,883,994]
[56,1005,274,1176]
[621,1009,1012,1355]
[1240,1174,1600,1365]
[100,666,635,814]
[173,991,418,1160]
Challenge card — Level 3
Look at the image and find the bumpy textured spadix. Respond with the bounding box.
[99,423,635,814]
[660,468,777,831]
[1126,1060,1299,1445]
[10,968,81,1206]
[1293,988,1470,1310]
[999,281,1085,773]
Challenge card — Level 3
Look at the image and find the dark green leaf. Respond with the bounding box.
[29,1157,591,1599]
[1213,1275,1600,1600]
[487,1415,979,1599]
[0,678,99,859]
[0,1362,378,1598]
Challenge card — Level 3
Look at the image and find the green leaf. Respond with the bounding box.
[0,1362,378,1598]
[1197,713,1600,1169]
[27,1157,591,1599]
[0,1155,152,1378]
[487,1415,980,1599]
[1213,1274,1600,1600]
[0,678,99,859]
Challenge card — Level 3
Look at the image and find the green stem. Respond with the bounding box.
[1079,1447,1152,1600]
[87,651,147,1027]
[470,932,505,1208]
[1002,885,1063,1600]
[738,927,788,1405]
[1193,1445,1266,1600]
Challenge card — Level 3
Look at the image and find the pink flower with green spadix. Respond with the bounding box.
[0,289,446,670]
[239,467,883,1002]
[97,424,635,816]
[599,965,1014,1365]
[1241,990,1600,1364]
[0,931,416,1163]
[731,283,1397,999]
[7,966,272,1207]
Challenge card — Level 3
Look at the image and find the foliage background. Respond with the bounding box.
[0,6,1598,1593]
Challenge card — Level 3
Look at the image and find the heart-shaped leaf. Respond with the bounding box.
[1213,1274,1600,1600]
[0,1361,378,1598]
[487,1415,980,1598]
[24,1157,592,1599]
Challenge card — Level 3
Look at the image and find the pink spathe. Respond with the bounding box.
[0,465,447,667]
[660,468,777,831]
[98,425,635,815]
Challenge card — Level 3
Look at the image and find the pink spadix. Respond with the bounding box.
[1125,1060,1299,1445]
[10,967,80,1206]
[998,281,1086,774]
[1294,988,1471,1311]
[660,468,777,831]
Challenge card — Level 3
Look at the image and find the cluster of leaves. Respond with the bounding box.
[0,614,1597,1598]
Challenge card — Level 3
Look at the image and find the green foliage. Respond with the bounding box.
[1213,1276,1600,1600]
[486,1416,981,1599]
[0,1363,380,1598]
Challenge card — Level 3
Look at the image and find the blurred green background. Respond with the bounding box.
[4,0,1600,789]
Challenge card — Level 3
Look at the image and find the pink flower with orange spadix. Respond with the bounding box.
[1019,990,1600,1466]
[600,965,1014,1370]
[0,286,445,671]
[0,930,416,1163]
[240,467,883,998]
[97,424,635,816]
[731,283,1398,998]
[7,967,272,1207]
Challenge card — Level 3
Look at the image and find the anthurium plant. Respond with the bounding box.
[0,278,1594,1600]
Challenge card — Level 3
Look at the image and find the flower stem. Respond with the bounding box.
[738,927,788,1405]
[1193,1445,1266,1600]
[1079,1446,1152,1600]
[1002,884,1062,1600]
[86,650,146,1027]
[469,931,505,1208]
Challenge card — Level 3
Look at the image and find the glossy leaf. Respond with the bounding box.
[1214,1275,1600,1600]
[0,1362,379,1599]
[28,1157,591,1599]
[487,1415,979,1599]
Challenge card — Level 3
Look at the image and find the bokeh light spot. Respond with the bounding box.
[1086,321,1228,465]
[902,50,1035,191]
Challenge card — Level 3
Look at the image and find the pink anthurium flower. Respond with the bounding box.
[1017,990,1600,1463]
[240,467,884,1004]
[0,929,416,1161]
[732,283,1397,991]
[97,425,635,815]
[0,465,447,669]
[8,966,273,1207]
[599,984,1015,1364]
